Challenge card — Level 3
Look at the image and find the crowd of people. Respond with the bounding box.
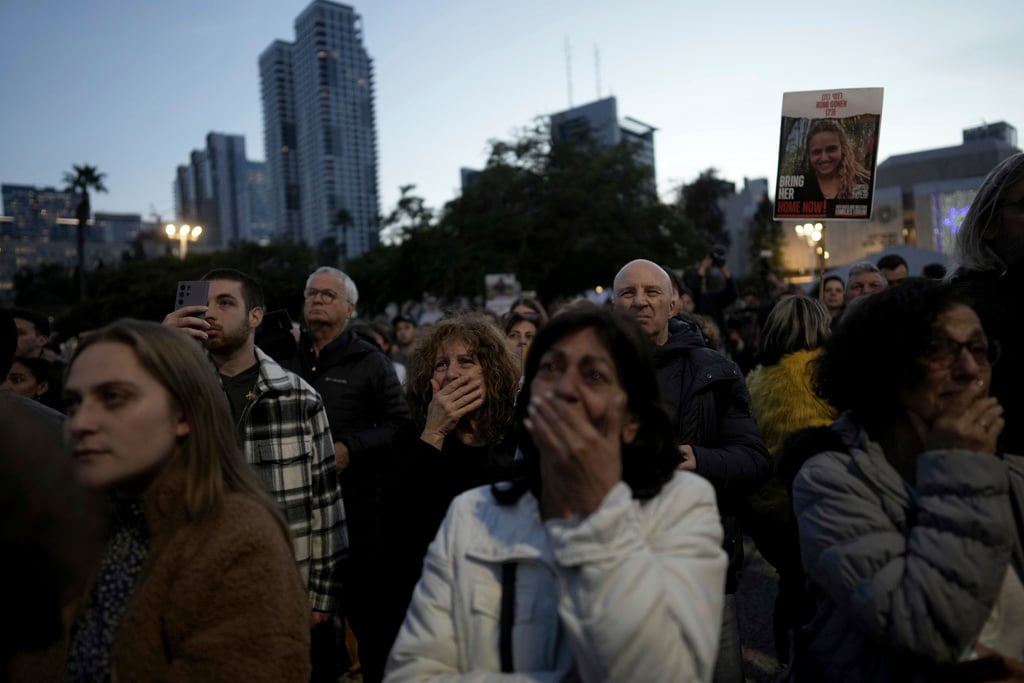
[2,152,1022,682]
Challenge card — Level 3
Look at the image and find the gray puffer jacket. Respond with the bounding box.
[792,416,1024,682]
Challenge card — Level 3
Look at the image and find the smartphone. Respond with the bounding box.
[174,280,210,316]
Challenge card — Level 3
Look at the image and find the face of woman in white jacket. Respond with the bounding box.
[530,327,639,447]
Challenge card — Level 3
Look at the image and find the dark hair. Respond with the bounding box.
[10,308,50,337]
[507,297,549,326]
[661,265,686,298]
[502,311,542,337]
[347,321,381,350]
[10,356,52,384]
[499,308,679,504]
[368,320,393,345]
[392,313,416,329]
[202,268,265,311]
[877,254,909,271]
[815,278,971,434]
[922,262,948,280]
[0,309,15,379]
[405,314,519,445]
[819,275,845,301]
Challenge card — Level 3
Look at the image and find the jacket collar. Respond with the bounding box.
[464,492,554,565]
[834,416,914,518]
[252,346,293,397]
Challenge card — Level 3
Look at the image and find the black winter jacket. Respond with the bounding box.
[287,329,411,544]
[654,317,770,591]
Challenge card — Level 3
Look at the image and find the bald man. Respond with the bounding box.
[613,259,769,683]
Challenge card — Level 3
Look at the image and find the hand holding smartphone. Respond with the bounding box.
[162,280,211,341]
[174,280,210,317]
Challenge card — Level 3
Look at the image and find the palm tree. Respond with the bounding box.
[63,164,107,301]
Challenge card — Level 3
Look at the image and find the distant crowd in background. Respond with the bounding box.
[3,153,1024,682]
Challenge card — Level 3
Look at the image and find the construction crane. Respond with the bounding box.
[149,203,172,228]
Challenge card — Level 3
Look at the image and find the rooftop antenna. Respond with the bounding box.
[594,45,602,99]
[564,36,573,107]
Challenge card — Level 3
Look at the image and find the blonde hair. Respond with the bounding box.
[759,297,831,366]
[805,119,871,198]
[953,152,1024,274]
[69,320,288,537]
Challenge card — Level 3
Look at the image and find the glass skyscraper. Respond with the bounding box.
[260,1,380,257]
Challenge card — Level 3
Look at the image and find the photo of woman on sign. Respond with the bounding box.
[793,118,871,203]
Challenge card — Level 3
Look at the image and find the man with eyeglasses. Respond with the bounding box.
[289,266,411,683]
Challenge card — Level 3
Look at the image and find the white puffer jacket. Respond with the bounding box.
[384,472,727,683]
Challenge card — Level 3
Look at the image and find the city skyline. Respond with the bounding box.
[1,0,1022,231]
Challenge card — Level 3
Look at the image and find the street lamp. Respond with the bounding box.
[165,223,203,260]
[795,222,826,296]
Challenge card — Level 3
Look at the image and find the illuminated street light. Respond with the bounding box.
[795,222,827,296]
[165,223,203,260]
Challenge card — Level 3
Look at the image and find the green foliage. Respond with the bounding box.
[347,123,706,313]
[746,196,786,297]
[62,164,108,196]
[15,242,316,340]
[678,168,731,247]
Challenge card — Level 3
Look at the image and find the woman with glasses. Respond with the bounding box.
[787,278,1023,681]
[951,152,1024,455]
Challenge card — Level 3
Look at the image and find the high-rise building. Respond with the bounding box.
[0,184,129,303]
[93,212,143,246]
[206,133,251,247]
[550,96,657,183]
[0,184,78,241]
[247,160,273,244]
[259,40,302,243]
[173,134,270,248]
[260,1,380,258]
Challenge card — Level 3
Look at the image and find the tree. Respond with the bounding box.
[345,123,705,312]
[13,242,316,341]
[746,195,786,297]
[62,164,107,301]
[679,168,731,248]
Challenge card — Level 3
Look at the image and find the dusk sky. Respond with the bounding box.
[1,0,1021,222]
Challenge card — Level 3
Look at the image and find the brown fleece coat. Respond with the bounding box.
[12,465,311,682]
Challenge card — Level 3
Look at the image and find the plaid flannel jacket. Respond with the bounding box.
[237,348,347,612]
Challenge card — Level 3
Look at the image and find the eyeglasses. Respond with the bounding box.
[922,336,1001,369]
[304,288,340,303]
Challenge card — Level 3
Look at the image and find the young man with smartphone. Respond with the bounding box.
[163,268,346,682]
